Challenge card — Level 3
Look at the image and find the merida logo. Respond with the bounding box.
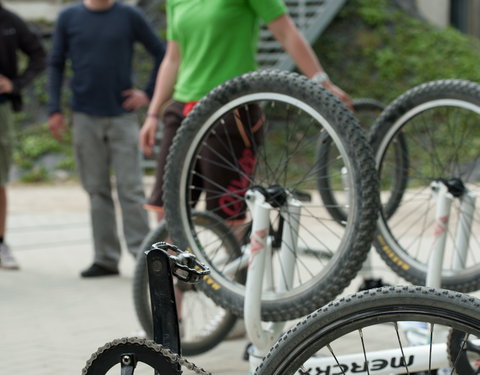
[298,355,414,374]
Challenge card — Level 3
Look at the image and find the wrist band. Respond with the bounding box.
[311,72,329,85]
[147,113,159,119]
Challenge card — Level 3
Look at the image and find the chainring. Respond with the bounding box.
[82,337,211,375]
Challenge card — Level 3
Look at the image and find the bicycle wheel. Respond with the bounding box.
[352,98,386,126]
[163,70,379,321]
[448,329,480,374]
[255,286,480,375]
[316,98,386,223]
[369,79,480,291]
[132,211,241,356]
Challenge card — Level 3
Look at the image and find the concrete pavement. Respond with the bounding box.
[1,179,447,374]
[0,180,251,375]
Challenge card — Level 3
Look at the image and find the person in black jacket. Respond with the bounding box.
[0,2,46,270]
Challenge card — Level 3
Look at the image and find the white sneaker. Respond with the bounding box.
[0,243,19,270]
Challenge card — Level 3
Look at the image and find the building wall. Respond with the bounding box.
[468,0,480,36]
[416,0,450,27]
[416,0,480,38]
[3,0,138,21]
[5,0,479,38]
[3,0,62,21]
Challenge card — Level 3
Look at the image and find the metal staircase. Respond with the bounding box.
[256,0,347,70]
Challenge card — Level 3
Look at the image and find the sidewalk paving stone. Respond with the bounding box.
[4,181,476,374]
[1,182,250,374]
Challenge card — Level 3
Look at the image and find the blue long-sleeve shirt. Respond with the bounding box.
[48,1,165,116]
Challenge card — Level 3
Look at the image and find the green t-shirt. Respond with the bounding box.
[167,0,287,102]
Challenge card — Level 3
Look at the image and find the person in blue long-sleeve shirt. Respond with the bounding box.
[48,0,165,278]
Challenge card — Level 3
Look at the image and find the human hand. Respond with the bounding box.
[0,75,13,94]
[323,81,354,112]
[122,89,149,111]
[140,115,159,156]
[48,112,67,141]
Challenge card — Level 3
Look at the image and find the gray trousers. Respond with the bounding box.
[73,112,150,270]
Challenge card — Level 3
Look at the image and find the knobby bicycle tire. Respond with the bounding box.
[368,79,480,292]
[316,98,386,224]
[132,212,240,356]
[447,328,480,374]
[163,70,379,321]
[255,285,480,375]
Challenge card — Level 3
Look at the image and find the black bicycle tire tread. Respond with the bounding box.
[447,328,478,374]
[368,79,480,292]
[255,285,480,375]
[316,98,385,223]
[163,70,380,321]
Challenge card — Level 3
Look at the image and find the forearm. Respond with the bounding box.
[147,44,180,116]
[283,32,323,78]
[268,14,352,109]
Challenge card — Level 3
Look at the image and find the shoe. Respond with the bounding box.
[0,243,20,270]
[358,277,390,291]
[80,263,119,278]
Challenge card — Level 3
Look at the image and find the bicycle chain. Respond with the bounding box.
[82,337,212,375]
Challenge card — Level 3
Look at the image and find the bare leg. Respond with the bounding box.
[0,185,18,269]
[227,218,248,243]
[156,210,165,223]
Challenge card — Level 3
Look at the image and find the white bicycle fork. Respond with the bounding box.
[428,180,476,287]
[243,188,301,367]
[244,180,478,374]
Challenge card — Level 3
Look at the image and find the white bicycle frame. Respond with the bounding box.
[249,343,464,375]
[243,188,300,355]
[428,180,476,288]
[240,182,477,374]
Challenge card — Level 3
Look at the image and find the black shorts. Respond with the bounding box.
[148,100,264,220]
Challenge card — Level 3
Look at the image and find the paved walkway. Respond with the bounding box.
[0,181,251,374]
[4,180,467,374]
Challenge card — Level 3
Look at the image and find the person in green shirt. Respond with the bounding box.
[140,0,352,221]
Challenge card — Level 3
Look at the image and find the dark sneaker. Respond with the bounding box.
[0,243,20,270]
[80,263,119,278]
[358,278,390,291]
